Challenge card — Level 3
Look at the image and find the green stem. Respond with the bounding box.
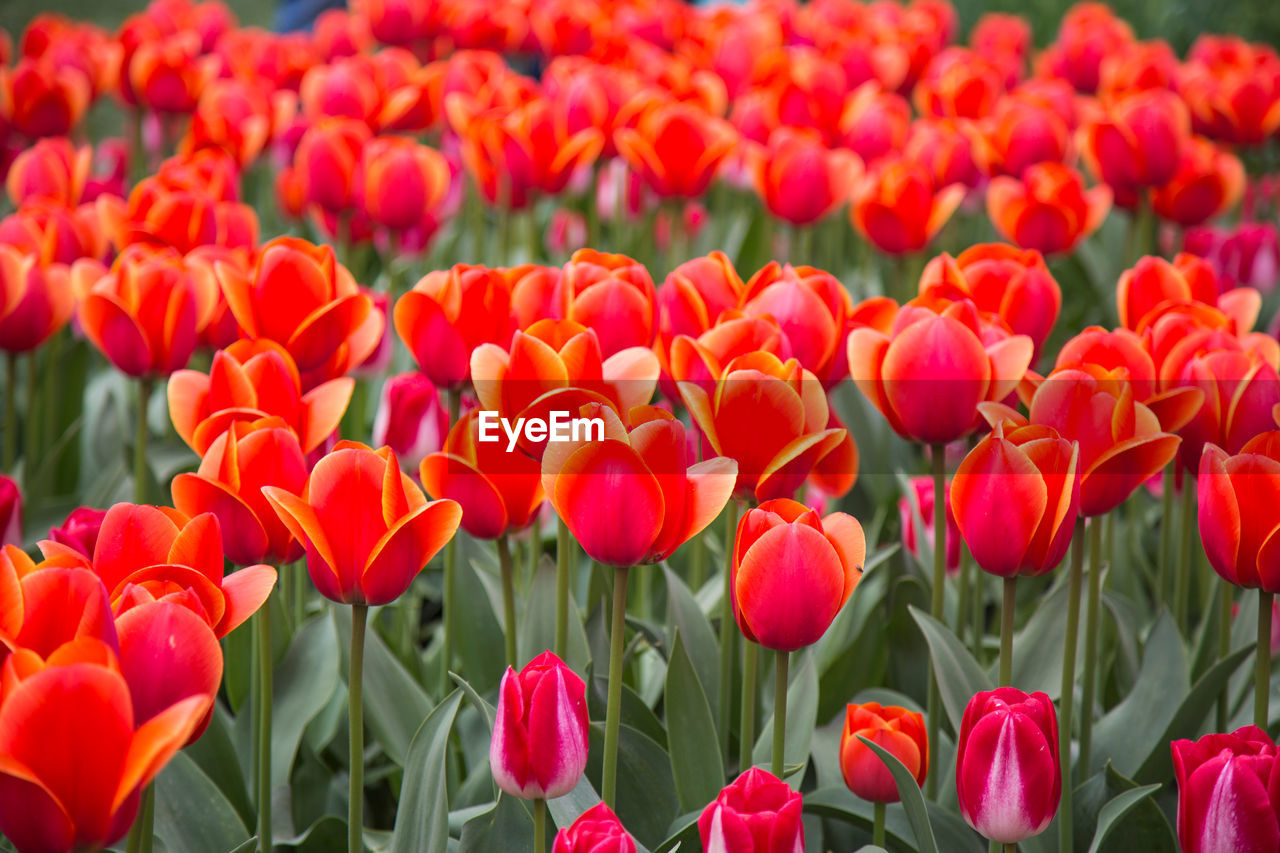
[499,535,517,669]
[441,390,461,696]
[257,605,274,853]
[349,604,368,853]
[524,208,541,264]
[3,352,15,472]
[873,801,886,848]
[124,783,155,853]
[740,640,758,772]
[957,542,971,645]
[718,501,741,763]
[925,443,946,799]
[1079,517,1103,780]
[1059,519,1085,853]
[293,562,306,627]
[1003,844,1017,853]
[533,797,547,853]
[688,531,706,593]
[1175,480,1195,634]
[1219,580,1234,730]
[771,650,789,778]
[134,378,153,504]
[602,565,629,808]
[468,181,486,263]
[555,517,571,658]
[999,577,1016,687]
[24,352,40,485]
[1257,591,1273,728]
[969,549,983,659]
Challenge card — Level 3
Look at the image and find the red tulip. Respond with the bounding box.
[749,129,861,226]
[0,252,73,355]
[951,421,1080,577]
[1080,89,1190,204]
[394,264,518,391]
[656,251,747,344]
[1035,2,1135,94]
[850,157,964,255]
[1151,137,1246,227]
[615,101,736,199]
[847,296,1034,445]
[899,475,961,575]
[913,47,1005,120]
[291,117,372,215]
[838,83,911,166]
[1172,726,1280,853]
[741,261,853,384]
[0,200,111,266]
[731,497,864,651]
[372,372,449,471]
[956,688,1060,843]
[263,442,462,605]
[0,638,210,853]
[6,58,91,138]
[1172,345,1280,471]
[986,162,1111,255]
[698,767,804,853]
[1198,433,1280,593]
[839,702,929,803]
[1179,38,1280,146]
[561,250,657,358]
[128,31,217,114]
[167,342,353,455]
[359,136,452,231]
[5,137,90,207]
[490,650,589,800]
[970,14,1032,87]
[680,351,848,501]
[0,546,116,664]
[973,99,1071,179]
[553,803,636,853]
[541,405,736,567]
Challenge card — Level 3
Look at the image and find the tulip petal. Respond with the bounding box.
[552,442,664,567]
[219,565,278,636]
[734,523,844,651]
[360,500,462,605]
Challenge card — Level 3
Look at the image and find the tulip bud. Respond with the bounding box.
[732,498,865,651]
[372,372,450,472]
[0,476,20,548]
[552,803,637,853]
[46,505,107,558]
[490,650,589,800]
[956,688,1061,844]
[1172,725,1280,853]
[698,767,804,853]
[899,476,961,575]
[1199,433,1280,593]
[839,702,929,803]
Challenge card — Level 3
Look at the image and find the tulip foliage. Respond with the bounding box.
[5,1,1280,853]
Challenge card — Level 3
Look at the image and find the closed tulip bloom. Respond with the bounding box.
[1151,136,1246,227]
[987,162,1111,255]
[973,100,1071,179]
[7,58,91,138]
[46,505,108,559]
[1035,2,1134,94]
[541,405,736,567]
[360,137,451,231]
[917,245,1061,358]
[561,250,657,358]
[372,372,449,471]
[292,117,372,215]
[749,128,862,225]
[490,650,588,800]
[5,137,90,207]
[913,47,1005,120]
[850,158,964,255]
[1081,89,1190,204]
[899,475,961,575]
[903,119,983,191]
[553,803,636,853]
[421,410,544,540]
[1117,255,1230,331]
[952,421,1080,577]
[264,442,462,605]
[128,32,217,114]
[839,702,929,803]
[0,546,116,664]
[838,83,911,166]
[656,252,747,344]
[216,236,382,384]
[394,263,517,391]
[1173,347,1280,471]
[167,342,353,455]
[1172,726,1280,853]
[1198,432,1280,592]
[0,253,75,355]
[731,497,864,651]
[847,296,1034,445]
[0,638,211,853]
[698,767,804,853]
[741,262,852,384]
[615,101,737,198]
[1179,44,1280,146]
[172,422,308,566]
[956,688,1060,843]
[680,351,848,500]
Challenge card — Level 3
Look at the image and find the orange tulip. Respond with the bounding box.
[850,157,964,255]
[917,244,1061,358]
[0,248,74,354]
[127,31,216,114]
[172,421,309,566]
[5,137,90,207]
[264,442,462,605]
[561,249,657,358]
[904,118,982,191]
[741,261,853,383]
[0,200,112,266]
[731,497,865,651]
[1035,2,1135,94]
[913,47,1005,120]
[1198,432,1280,593]
[951,420,1080,577]
[541,404,737,567]
[182,78,293,167]
[298,55,385,128]
[1179,37,1280,146]
[1150,136,1246,227]
[666,315,788,391]
[970,13,1032,87]
[1080,89,1190,207]
[840,702,929,803]
[360,136,451,231]
[6,58,91,138]
[0,546,115,664]
[1169,344,1280,471]
[167,341,353,455]
[847,296,1034,445]
[615,100,736,199]
[216,236,383,385]
[655,251,747,344]
[292,117,372,215]
[1116,255,1250,332]
[680,351,849,501]
[986,162,1111,255]
[393,264,518,391]
[749,128,861,226]
[974,99,1072,178]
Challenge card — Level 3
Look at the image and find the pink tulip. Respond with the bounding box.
[490,650,589,800]
[552,803,636,853]
[697,767,804,853]
[371,372,450,471]
[1172,726,1280,853]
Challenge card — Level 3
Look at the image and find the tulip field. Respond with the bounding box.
[6,0,1280,851]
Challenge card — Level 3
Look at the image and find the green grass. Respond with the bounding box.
[0,0,273,42]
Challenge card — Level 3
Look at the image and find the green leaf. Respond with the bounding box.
[1087,784,1163,853]
[225,840,258,853]
[1073,763,1178,853]
[1008,574,1080,699]
[454,540,508,694]
[855,736,938,853]
[803,787,983,853]
[389,690,465,853]
[154,753,250,853]
[753,651,819,778]
[183,706,254,830]
[1091,612,1189,777]
[457,794,533,852]
[909,606,993,732]
[663,565,720,723]
[586,723,679,849]
[519,554,592,672]
[664,630,725,812]
[333,606,432,766]
[271,614,340,790]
